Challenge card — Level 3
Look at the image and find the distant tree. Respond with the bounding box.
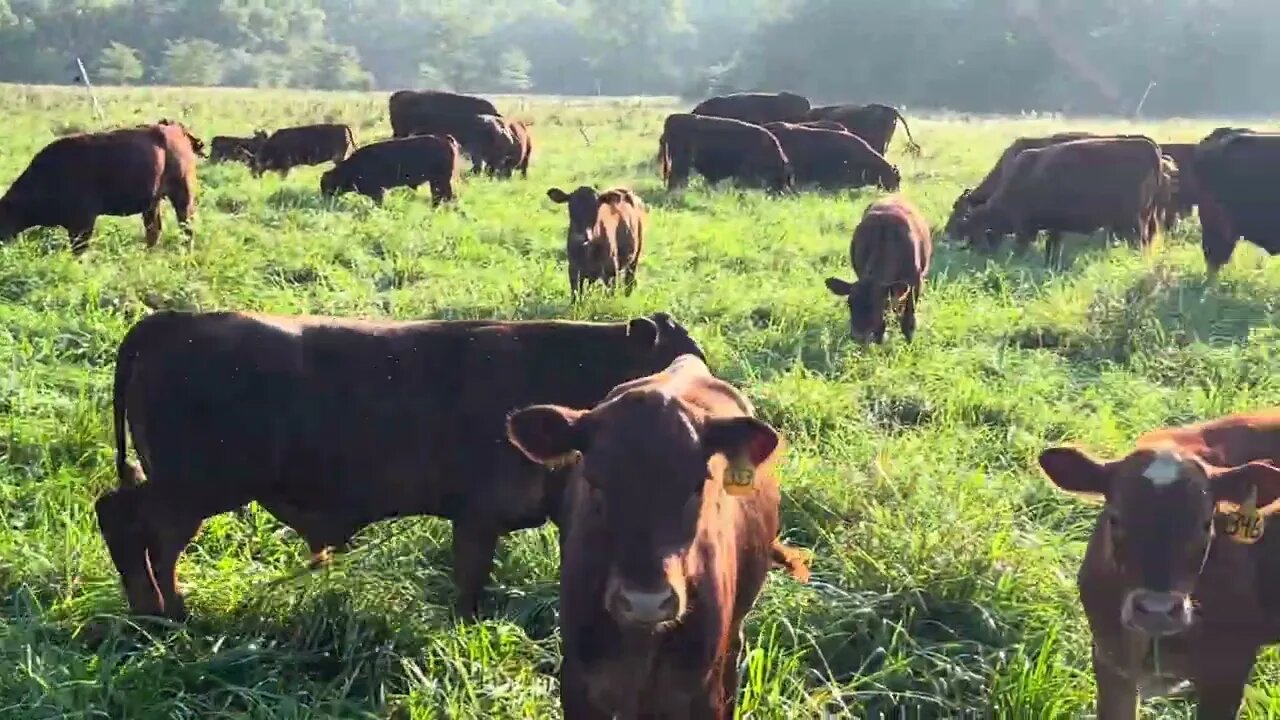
[159,38,224,87]
[496,48,533,91]
[95,41,144,85]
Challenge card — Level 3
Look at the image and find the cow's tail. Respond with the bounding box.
[343,125,357,154]
[113,315,157,489]
[882,104,921,156]
[658,134,670,181]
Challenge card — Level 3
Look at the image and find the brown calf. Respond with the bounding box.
[506,354,811,719]
[1039,411,1280,718]
[547,186,645,299]
[825,196,932,344]
[0,122,198,252]
[252,123,356,177]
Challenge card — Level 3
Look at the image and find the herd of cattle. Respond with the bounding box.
[2,87,1280,717]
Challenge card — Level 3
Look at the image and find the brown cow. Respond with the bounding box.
[389,90,500,138]
[1038,410,1280,718]
[690,91,811,124]
[659,113,793,192]
[252,123,356,177]
[824,196,932,343]
[209,131,268,165]
[505,354,811,719]
[100,310,704,620]
[320,134,461,206]
[763,122,901,191]
[0,122,198,253]
[806,103,920,156]
[953,137,1170,265]
[496,118,533,179]
[547,186,645,299]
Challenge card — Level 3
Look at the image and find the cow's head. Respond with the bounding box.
[824,277,892,344]
[319,168,341,197]
[547,186,605,247]
[879,164,902,192]
[1040,444,1280,638]
[506,366,782,631]
[0,198,19,242]
[953,202,1009,251]
[625,313,705,372]
[943,189,975,240]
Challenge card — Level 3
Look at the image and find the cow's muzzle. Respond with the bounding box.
[1122,589,1195,637]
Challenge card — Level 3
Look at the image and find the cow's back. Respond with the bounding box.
[3,129,167,220]
[853,198,930,284]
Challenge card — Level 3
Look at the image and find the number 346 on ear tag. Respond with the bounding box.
[724,452,756,497]
[1222,485,1265,545]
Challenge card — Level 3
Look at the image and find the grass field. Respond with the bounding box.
[1,85,1280,719]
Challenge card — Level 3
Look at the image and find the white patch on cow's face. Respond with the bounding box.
[1142,450,1184,487]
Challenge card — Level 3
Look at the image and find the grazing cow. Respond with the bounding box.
[320,134,461,206]
[496,118,533,179]
[1192,129,1280,274]
[690,91,811,125]
[505,354,811,720]
[209,131,268,165]
[399,113,510,175]
[763,122,901,191]
[252,123,356,177]
[659,113,793,192]
[806,103,920,156]
[101,310,705,621]
[953,137,1169,265]
[389,90,500,138]
[824,196,931,343]
[1157,143,1199,230]
[547,186,645,298]
[1038,411,1280,719]
[0,122,198,253]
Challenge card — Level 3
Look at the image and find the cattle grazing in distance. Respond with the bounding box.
[1192,128,1280,274]
[807,103,921,156]
[209,131,268,165]
[547,186,645,298]
[763,122,901,191]
[659,113,793,193]
[400,113,511,175]
[321,134,462,206]
[252,123,356,177]
[496,118,533,179]
[389,89,501,138]
[0,121,198,253]
[505,353,811,720]
[825,196,932,343]
[101,309,704,620]
[690,91,811,125]
[953,136,1171,265]
[1037,411,1280,719]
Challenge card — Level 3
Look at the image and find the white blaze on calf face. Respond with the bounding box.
[1142,449,1184,487]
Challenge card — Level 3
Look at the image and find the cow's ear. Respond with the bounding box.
[1210,461,1280,509]
[627,316,660,347]
[547,187,569,203]
[825,277,853,296]
[507,405,587,466]
[704,417,782,469]
[1038,446,1111,497]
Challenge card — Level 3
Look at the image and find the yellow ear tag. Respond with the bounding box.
[1222,485,1264,544]
[724,451,757,496]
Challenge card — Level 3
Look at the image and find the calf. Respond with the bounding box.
[252,123,355,177]
[659,113,793,192]
[0,122,198,253]
[505,354,811,719]
[824,196,932,343]
[764,122,900,191]
[548,186,645,299]
[321,134,461,206]
[101,310,704,620]
[209,131,268,165]
[1038,411,1280,718]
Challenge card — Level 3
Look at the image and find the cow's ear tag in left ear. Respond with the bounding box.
[1222,484,1265,544]
[724,451,757,496]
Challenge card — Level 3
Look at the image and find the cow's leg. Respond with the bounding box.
[168,183,196,245]
[900,285,920,342]
[95,487,164,616]
[1194,681,1246,720]
[1012,230,1035,258]
[450,521,499,619]
[569,267,584,301]
[561,659,611,720]
[66,218,96,255]
[1092,646,1137,719]
[622,264,638,296]
[430,180,451,206]
[142,205,163,248]
[144,510,202,621]
[1045,231,1063,267]
[260,499,353,568]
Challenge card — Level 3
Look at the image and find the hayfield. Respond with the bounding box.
[1,85,1279,719]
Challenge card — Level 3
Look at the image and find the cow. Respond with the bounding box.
[1157,143,1199,230]
[158,119,206,158]
[320,134,461,206]
[504,353,811,720]
[389,90,500,138]
[952,137,1170,265]
[824,196,931,343]
[659,113,793,193]
[763,122,900,191]
[690,91,811,125]
[252,123,356,178]
[496,118,533,179]
[1192,129,1280,274]
[1037,410,1280,719]
[0,122,198,253]
[209,131,268,165]
[100,310,705,621]
[547,186,645,299]
[399,113,510,175]
[806,103,920,156]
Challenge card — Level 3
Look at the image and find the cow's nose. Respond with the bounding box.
[609,584,679,625]
[1124,590,1193,637]
[1133,592,1180,616]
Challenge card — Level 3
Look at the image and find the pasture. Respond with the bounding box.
[1,85,1279,718]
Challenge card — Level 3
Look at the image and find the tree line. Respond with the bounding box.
[0,0,1276,116]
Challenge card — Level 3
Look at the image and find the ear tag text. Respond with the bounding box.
[724,452,757,496]
[1222,485,1264,545]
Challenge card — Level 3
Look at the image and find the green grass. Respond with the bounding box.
[2,84,1280,719]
